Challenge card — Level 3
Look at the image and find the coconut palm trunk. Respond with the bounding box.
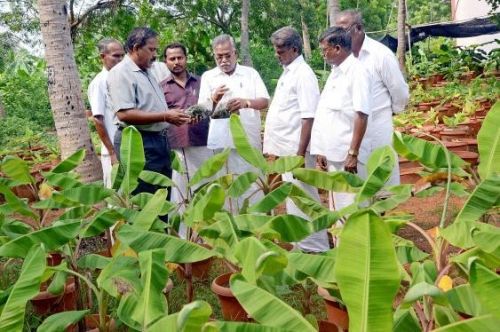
[38,0,102,182]
[240,0,252,66]
[301,12,312,60]
[328,0,341,26]
[396,0,407,72]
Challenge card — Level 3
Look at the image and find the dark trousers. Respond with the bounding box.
[114,128,172,212]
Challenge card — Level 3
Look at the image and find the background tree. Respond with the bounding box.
[397,0,407,71]
[240,0,252,66]
[328,0,340,26]
[38,0,102,182]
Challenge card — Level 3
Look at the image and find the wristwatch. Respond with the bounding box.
[348,149,359,157]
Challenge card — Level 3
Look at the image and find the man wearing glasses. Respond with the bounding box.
[335,10,409,187]
[198,34,269,212]
[311,26,371,211]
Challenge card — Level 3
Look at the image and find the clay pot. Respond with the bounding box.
[398,157,420,170]
[463,119,483,136]
[400,167,424,184]
[416,100,440,112]
[12,184,36,202]
[443,141,469,153]
[319,319,340,332]
[176,257,214,280]
[460,138,478,152]
[317,286,349,331]
[439,128,472,141]
[460,71,477,83]
[31,277,77,315]
[211,273,250,321]
[453,151,479,166]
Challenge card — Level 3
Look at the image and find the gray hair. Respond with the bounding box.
[337,9,364,27]
[319,27,351,51]
[270,26,303,54]
[97,38,122,54]
[211,34,236,50]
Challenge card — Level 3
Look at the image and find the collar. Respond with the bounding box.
[214,63,244,77]
[164,72,198,83]
[124,54,147,73]
[101,67,109,73]
[359,34,372,56]
[283,55,305,73]
[334,54,356,74]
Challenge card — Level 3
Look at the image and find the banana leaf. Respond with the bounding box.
[469,259,500,317]
[130,250,169,329]
[0,221,80,258]
[139,170,174,187]
[452,175,500,224]
[471,226,500,257]
[51,149,85,174]
[0,156,34,185]
[248,182,292,214]
[130,188,168,231]
[267,156,304,174]
[203,321,290,331]
[59,184,114,205]
[0,184,37,220]
[117,126,145,195]
[335,210,400,332]
[292,168,364,192]
[446,284,485,317]
[77,254,111,270]
[0,245,46,331]
[189,148,230,186]
[370,185,413,214]
[230,274,315,331]
[185,183,225,227]
[230,115,267,171]
[97,255,141,298]
[356,146,395,204]
[287,252,336,283]
[80,209,123,238]
[477,101,500,179]
[36,310,89,332]
[42,172,82,190]
[117,225,214,263]
[393,131,466,172]
[432,314,500,331]
[228,172,259,198]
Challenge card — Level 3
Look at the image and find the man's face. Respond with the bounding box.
[213,42,237,74]
[134,37,158,70]
[273,44,298,66]
[101,42,124,71]
[165,47,187,75]
[335,15,359,39]
[319,40,339,66]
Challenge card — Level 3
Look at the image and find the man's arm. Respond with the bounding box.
[116,108,191,126]
[381,53,409,114]
[297,118,314,157]
[227,97,269,112]
[344,112,368,173]
[93,115,116,158]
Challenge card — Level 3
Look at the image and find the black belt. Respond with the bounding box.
[118,126,168,136]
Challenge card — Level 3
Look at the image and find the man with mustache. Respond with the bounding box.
[198,34,269,212]
[107,27,191,196]
[159,43,210,229]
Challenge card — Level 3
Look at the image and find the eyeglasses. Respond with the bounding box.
[344,23,357,34]
[319,45,333,55]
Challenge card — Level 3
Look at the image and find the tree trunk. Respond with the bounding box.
[240,0,252,66]
[328,0,341,26]
[38,0,102,182]
[396,0,407,73]
[301,12,312,60]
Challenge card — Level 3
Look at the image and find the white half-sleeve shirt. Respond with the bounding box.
[310,55,372,163]
[88,68,117,155]
[263,55,320,156]
[198,64,270,149]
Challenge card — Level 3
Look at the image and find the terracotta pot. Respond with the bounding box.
[31,277,77,315]
[211,273,250,321]
[317,287,349,331]
[439,128,472,141]
[399,157,420,170]
[319,319,340,332]
[463,119,483,136]
[453,151,479,165]
[460,71,477,83]
[416,100,440,111]
[12,184,36,202]
[176,257,214,280]
[460,138,478,152]
[475,107,488,117]
[47,252,63,266]
[443,141,469,153]
[400,167,424,184]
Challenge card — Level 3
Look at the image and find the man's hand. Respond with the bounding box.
[227,98,248,113]
[212,85,229,104]
[316,155,327,171]
[164,110,191,126]
[344,154,358,173]
[110,153,118,165]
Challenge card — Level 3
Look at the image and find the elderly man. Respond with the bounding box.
[88,38,124,188]
[311,27,371,211]
[263,26,329,253]
[107,27,191,196]
[159,42,210,214]
[198,34,269,212]
[335,10,409,186]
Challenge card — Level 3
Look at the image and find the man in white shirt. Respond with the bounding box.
[263,26,329,252]
[88,38,124,187]
[198,34,270,212]
[311,27,371,211]
[336,10,409,186]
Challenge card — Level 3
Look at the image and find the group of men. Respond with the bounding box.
[88,9,409,253]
